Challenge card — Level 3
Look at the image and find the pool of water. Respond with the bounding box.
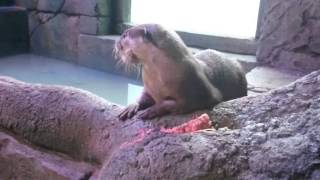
[0,54,144,106]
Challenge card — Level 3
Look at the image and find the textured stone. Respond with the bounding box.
[62,0,95,16]
[79,16,111,35]
[97,16,111,35]
[38,0,110,16]
[62,0,110,16]
[79,16,97,35]
[30,13,79,61]
[0,70,320,179]
[258,0,320,73]
[0,132,96,180]
[15,0,38,10]
[101,70,320,179]
[37,0,64,12]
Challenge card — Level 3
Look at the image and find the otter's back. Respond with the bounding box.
[194,49,247,101]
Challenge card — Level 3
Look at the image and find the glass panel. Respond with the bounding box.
[131,0,260,39]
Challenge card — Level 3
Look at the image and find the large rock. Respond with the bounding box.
[30,13,79,61]
[99,70,320,179]
[79,16,111,35]
[15,0,38,10]
[37,0,64,12]
[1,70,320,179]
[37,0,110,16]
[62,0,110,16]
[0,131,96,180]
[257,0,320,73]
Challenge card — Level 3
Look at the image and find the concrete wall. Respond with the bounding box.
[15,0,113,62]
[16,0,320,74]
[257,0,320,73]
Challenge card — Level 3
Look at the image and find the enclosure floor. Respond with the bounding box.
[0,54,143,106]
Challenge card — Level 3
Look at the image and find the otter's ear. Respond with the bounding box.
[143,27,156,45]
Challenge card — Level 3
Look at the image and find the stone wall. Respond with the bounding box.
[257,0,320,73]
[15,0,112,62]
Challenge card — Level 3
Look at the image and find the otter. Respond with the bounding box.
[114,24,247,120]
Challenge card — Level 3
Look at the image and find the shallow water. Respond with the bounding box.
[0,54,143,106]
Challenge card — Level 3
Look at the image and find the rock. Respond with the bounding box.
[15,0,38,10]
[99,70,320,179]
[0,131,96,180]
[37,0,110,16]
[37,0,64,12]
[30,13,79,61]
[79,16,111,35]
[79,16,98,35]
[257,0,320,73]
[1,70,320,179]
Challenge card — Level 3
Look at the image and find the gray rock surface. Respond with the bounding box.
[0,70,320,179]
[258,0,320,73]
[36,0,110,16]
[37,0,64,12]
[15,0,38,10]
[62,0,110,16]
[19,0,112,63]
[79,16,111,35]
[0,131,96,180]
[30,13,80,61]
[79,16,98,35]
[99,70,320,179]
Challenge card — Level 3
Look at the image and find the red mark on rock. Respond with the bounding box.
[120,128,153,149]
[120,114,212,149]
[160,113,212,134]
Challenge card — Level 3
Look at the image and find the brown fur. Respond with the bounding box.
[114,24,247,120]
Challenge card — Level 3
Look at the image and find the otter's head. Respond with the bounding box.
[114,24,190,66]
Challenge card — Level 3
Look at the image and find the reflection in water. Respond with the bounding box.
[0,54,143,105]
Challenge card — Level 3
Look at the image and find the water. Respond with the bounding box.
[0,54,144,106]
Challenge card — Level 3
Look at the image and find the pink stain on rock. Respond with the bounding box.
[160,113,212,134]
[120,114,212,149]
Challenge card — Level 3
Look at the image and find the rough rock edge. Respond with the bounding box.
[0,130,97,180]
[0,70,319,179]
[99,70,320,179]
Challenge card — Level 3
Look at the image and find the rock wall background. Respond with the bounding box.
[258,0,320,73]
[14,0,320,73]
[15,0,112,61]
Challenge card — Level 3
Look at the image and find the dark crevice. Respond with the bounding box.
[30,0,66,38]
[79,171,93,180]
[293,44,320,57]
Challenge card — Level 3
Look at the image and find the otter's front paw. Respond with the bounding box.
[137,108,158,119]
[118,103,140,120]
